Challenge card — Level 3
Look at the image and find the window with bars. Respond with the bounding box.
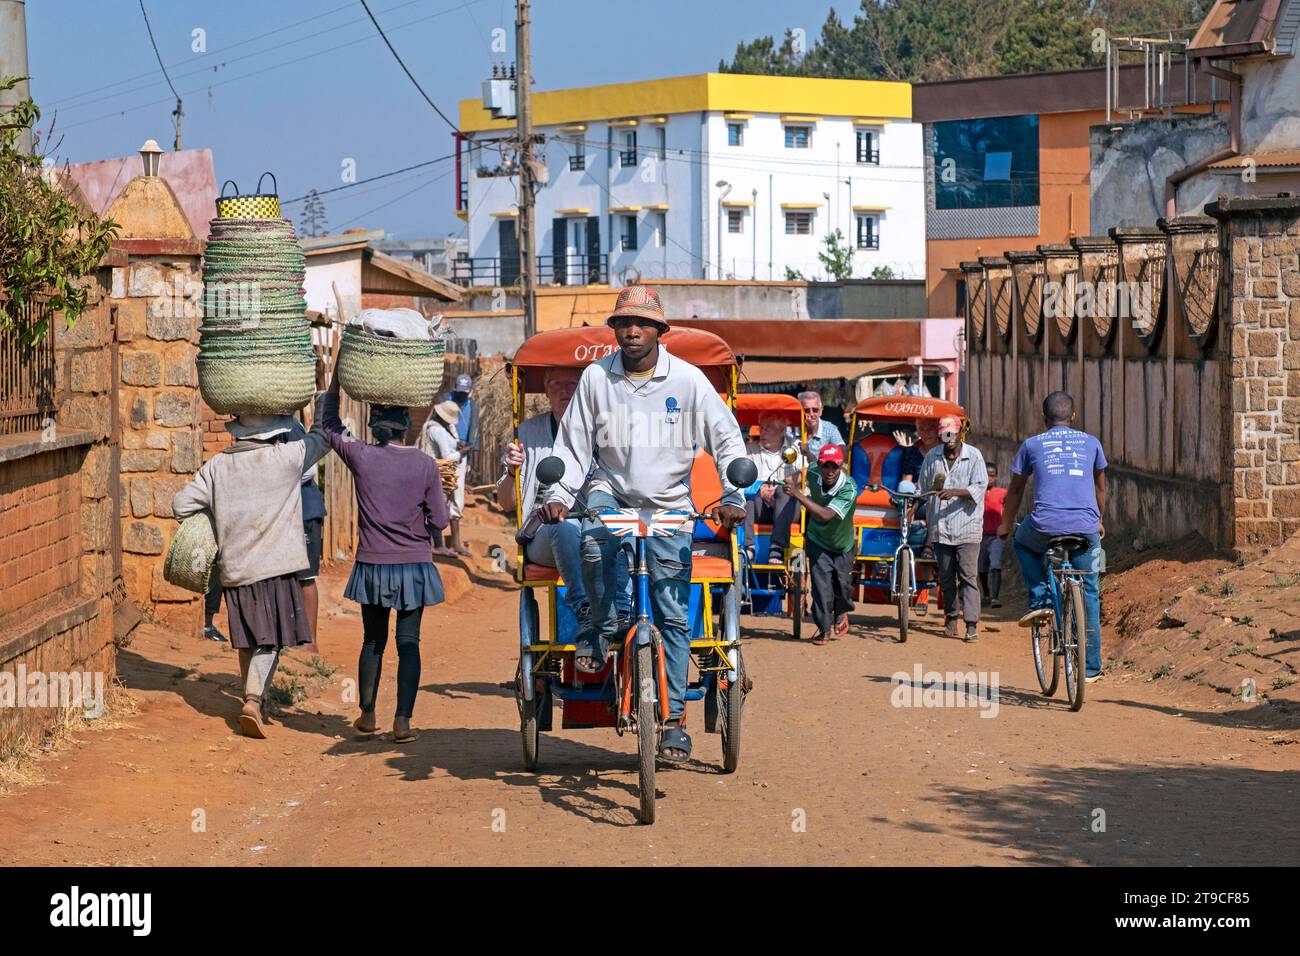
[619,130,638,167]
[569,139,585,171]
[784,126,810,149]
[620,214,638,251]
[727,209,744,234]
[856,129,879,164]
[856,215,879,249]
[0,294,56,437]
[784,211,812,235]
[655,127,666,160]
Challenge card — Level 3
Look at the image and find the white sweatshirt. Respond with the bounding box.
[545,345,747,514]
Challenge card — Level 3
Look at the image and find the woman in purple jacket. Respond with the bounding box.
[321,375,449,743]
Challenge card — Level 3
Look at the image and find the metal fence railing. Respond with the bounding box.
[0,293,56,437]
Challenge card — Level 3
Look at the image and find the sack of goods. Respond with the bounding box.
[336,307,446,407]
[197,207,316,415]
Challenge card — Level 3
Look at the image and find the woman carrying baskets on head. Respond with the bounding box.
[320,373,449,744]
[416,400,465,558]
[172,405,332,739]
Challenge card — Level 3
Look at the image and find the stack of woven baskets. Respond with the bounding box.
[196,177,316,415]
[336,323,446,407]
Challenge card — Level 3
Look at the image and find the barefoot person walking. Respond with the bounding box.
[173,409,331,739]
[321,375,449,743]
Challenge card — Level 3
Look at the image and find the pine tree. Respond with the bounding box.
[301,189,329,238]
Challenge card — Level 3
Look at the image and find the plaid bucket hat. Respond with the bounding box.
[607,285,668,332]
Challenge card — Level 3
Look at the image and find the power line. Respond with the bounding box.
[137,0,182,148]
[281,151,460,204]
[54,1,482,133]
[359,0,461,133]
[49,0,436,108]
[335,169,451,228]
[137,1,178,100]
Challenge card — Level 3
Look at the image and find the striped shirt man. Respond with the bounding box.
[917,441,988,545]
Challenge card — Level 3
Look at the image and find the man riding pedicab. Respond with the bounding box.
[540,286,749,764]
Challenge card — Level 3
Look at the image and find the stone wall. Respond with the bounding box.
[1208,195,1300,552]
[111,249,204,629]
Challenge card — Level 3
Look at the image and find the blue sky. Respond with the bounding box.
[27,0,839,240]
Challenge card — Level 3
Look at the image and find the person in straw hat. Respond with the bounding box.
[418,399,466,558]
[320,374,449,743]
[539,285,749,764]
[173,407,332,739]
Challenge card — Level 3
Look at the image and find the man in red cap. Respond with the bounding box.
[541,285,748,763]
[783,443,859,645]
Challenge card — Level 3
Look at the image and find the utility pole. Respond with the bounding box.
[515,0,537,339]
[0,0,32,154]
[172,97,183,151]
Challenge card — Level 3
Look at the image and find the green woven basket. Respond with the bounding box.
[163,511,219,594]
[336,327,446,407]
[198,354,317,415]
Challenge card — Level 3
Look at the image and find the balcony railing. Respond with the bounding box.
[569,155,586,171]
[452,254,609,288]
[856,147,881,164]
[618,149,637,167]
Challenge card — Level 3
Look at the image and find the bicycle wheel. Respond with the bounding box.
[895,550,912,643]
[720,648,746,773]
[636,641,657,824]
[1031,619,1059,696]
[1062,579,1087,711]
[521,685,550,771]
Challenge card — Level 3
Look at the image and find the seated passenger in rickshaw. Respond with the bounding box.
[498,366,630,630]
[743,409,804,565]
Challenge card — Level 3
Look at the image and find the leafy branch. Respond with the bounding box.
[0,75,118,342]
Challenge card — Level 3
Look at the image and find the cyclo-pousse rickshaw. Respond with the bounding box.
[847,395,966,642]
[508,327,756,825]
[734,393,810,640]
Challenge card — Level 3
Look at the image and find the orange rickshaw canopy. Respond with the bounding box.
[734,392,804,430]
[851,395,966,426]
[508,326,738,391]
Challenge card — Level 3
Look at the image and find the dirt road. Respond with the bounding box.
[2,557,1298,866]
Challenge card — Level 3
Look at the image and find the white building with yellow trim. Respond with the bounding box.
[455,73,924,286]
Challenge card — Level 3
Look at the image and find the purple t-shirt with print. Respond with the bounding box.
[1011,426,1108,535]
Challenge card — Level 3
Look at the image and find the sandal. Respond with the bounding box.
[352,714,379,737]
[574,634,609,674]
[239,698,267,739]
[392,729,419,744]
[811,633,830,646]
[658,721,692,762]
[833,614,850,637]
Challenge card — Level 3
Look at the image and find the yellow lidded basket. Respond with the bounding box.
[215,172,281,219]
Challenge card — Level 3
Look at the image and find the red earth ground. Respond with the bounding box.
[1,505,1297,866]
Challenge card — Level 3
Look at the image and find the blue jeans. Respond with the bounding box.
[526,519,587,620]
[1012,522,1103,677]
[582,490,693,720]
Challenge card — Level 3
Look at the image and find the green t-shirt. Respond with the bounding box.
[806,472,858,553]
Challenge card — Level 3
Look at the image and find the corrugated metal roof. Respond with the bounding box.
[1190,0,1288,58]
[1209,148,1300,169]
[1278,0,1300,54]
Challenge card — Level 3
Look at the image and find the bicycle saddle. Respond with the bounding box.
[1047,534,1090,554]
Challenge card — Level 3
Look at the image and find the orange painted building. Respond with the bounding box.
[913,67,1213,318]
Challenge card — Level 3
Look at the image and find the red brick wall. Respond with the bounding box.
[201,400,233,460]
[0,447,82,629]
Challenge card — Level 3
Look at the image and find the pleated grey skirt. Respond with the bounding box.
[224,574,313,650]
[344,561,444,610]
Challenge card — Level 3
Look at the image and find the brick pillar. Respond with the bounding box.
[111,244,205,630]
[1207,194,1300,552]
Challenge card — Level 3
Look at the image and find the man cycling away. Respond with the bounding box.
[540,286,748,763]
[997,390,1107,682]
